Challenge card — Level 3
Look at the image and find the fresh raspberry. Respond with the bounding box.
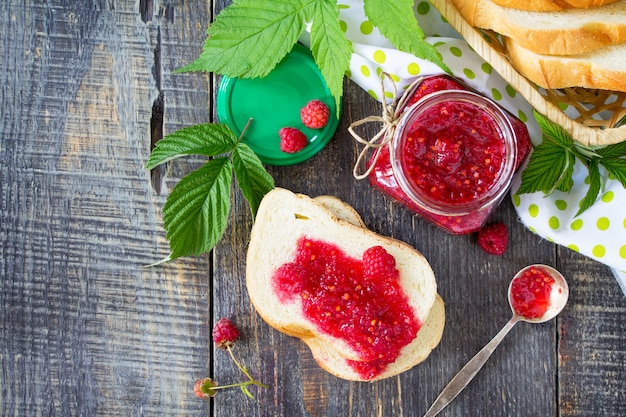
[362,246,397,277]
[279,127,308,153]
[477,222,509,255]
[212,317,240,349]
[200,319,267,399]
[300,99,329,129]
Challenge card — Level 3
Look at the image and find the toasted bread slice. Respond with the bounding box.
[246,188,444,381]
[450,0,626,55]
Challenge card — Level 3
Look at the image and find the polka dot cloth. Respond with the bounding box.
[300,0,626,293]
[512,163,626,293]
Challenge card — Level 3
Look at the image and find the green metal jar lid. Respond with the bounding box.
[217,43,341,166]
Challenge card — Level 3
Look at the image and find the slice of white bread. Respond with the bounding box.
[313,195,367,228]
[505,37,626,91]
[490,0,620,11]
[450,0,626,55]
[246,188,444,381]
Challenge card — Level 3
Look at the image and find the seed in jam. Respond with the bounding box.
[272,236,421,380]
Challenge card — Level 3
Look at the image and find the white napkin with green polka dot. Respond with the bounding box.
[301,0,626,293]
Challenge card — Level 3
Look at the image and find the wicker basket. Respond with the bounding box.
[430,0,626,146]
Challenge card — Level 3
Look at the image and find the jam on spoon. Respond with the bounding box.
[422,264,569,417]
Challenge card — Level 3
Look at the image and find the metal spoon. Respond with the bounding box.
[422,264,569,417]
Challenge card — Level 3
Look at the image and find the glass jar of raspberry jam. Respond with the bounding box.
[368,75,532,234]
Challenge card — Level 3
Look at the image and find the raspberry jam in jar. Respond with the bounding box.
[368,75,532,234]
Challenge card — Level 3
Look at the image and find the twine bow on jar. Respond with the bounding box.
[349,73,424,180]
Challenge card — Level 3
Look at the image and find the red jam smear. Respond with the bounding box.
[272,237,421,380]
[510,266,555,319]
[402,100,506,205]
[368,75,532,234]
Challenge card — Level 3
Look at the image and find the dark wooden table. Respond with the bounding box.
[2,1,625,416]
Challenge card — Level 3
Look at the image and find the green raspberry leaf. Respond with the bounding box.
[363,0,450,74]
[555,154,575,193]
[232,143,275,215]
[519,110,626,216]
[307,0,352,116]
[600,157,626,188]
[163,158,233,259]
[175,0,310,78]
[518,110,577,196]
[596,141,626,159]
[575,160,603,217]
[146,124,238,169]
[517,141,574,195]
[534,110,573,148]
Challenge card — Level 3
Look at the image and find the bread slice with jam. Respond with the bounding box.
[246,188,444,381]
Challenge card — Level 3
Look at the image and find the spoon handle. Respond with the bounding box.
[422,316,519,417]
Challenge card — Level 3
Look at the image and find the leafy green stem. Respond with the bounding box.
[516,110,626,216]
[208,379,265,392]
[175,0,449,117]
[146,122,274,261]
[238,118,254,143]
[226,345,269,391]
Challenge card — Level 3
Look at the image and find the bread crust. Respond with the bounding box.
[505,37,626,91]
[313,195,367,228]
[490,0,620,11]
[246,188,444,381]
[450,0,626,55]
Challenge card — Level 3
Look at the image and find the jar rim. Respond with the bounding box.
[391,89,518,216]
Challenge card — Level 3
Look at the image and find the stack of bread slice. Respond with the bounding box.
[447,0,626,92]
[246,188,445,381]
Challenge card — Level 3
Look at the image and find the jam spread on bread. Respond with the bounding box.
[272,237,421,380]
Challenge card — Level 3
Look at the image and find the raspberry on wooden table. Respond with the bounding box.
[212,317,240,349]
[477,222,509,256]
[194,377,217,398]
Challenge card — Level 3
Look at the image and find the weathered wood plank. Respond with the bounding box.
[0,1,212,415]
[558,251,626,417]
[2,0,625,416]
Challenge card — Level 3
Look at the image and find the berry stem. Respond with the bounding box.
[226,344,269,392]
[210,379,265,395]
[237,118,253,143]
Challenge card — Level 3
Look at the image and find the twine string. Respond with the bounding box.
[350,73,424,180]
